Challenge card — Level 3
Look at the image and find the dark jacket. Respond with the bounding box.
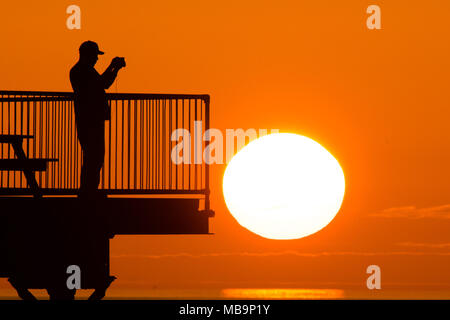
[70,62,111,128]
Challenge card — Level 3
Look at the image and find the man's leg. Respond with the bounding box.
[78,127,89,194]
[89,123,105,190]
[78,123,105,195]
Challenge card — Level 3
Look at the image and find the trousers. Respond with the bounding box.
[77,122,105,193]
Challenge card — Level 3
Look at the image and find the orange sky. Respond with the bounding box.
[1,0,450,297]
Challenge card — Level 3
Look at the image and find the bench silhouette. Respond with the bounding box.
[0,135,57,197]
[0,159,57,171]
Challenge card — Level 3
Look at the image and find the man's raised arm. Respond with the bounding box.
[100,57,125,89]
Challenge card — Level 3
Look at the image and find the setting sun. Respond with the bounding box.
[223,133,345,240]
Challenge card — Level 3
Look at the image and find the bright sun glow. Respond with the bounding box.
[223,133,345,240]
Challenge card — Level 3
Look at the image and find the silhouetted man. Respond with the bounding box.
[70,41,125,197]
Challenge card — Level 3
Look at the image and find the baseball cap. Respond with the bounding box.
[79,40,104,55]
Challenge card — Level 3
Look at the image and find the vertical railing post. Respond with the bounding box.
[204,95,210,213]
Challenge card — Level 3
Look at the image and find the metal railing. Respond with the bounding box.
[0,90,210,209]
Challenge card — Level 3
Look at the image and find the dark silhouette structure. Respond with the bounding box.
[1,197,210,300]
[0,87,213,299]
[70,41,126,196]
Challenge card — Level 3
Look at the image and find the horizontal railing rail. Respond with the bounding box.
[0,90,210,210]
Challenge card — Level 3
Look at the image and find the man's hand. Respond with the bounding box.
[112,57,126,69]
[101,57,125,89]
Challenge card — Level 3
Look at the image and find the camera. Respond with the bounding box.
[114,57,126,68]
[118,57,126,68]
